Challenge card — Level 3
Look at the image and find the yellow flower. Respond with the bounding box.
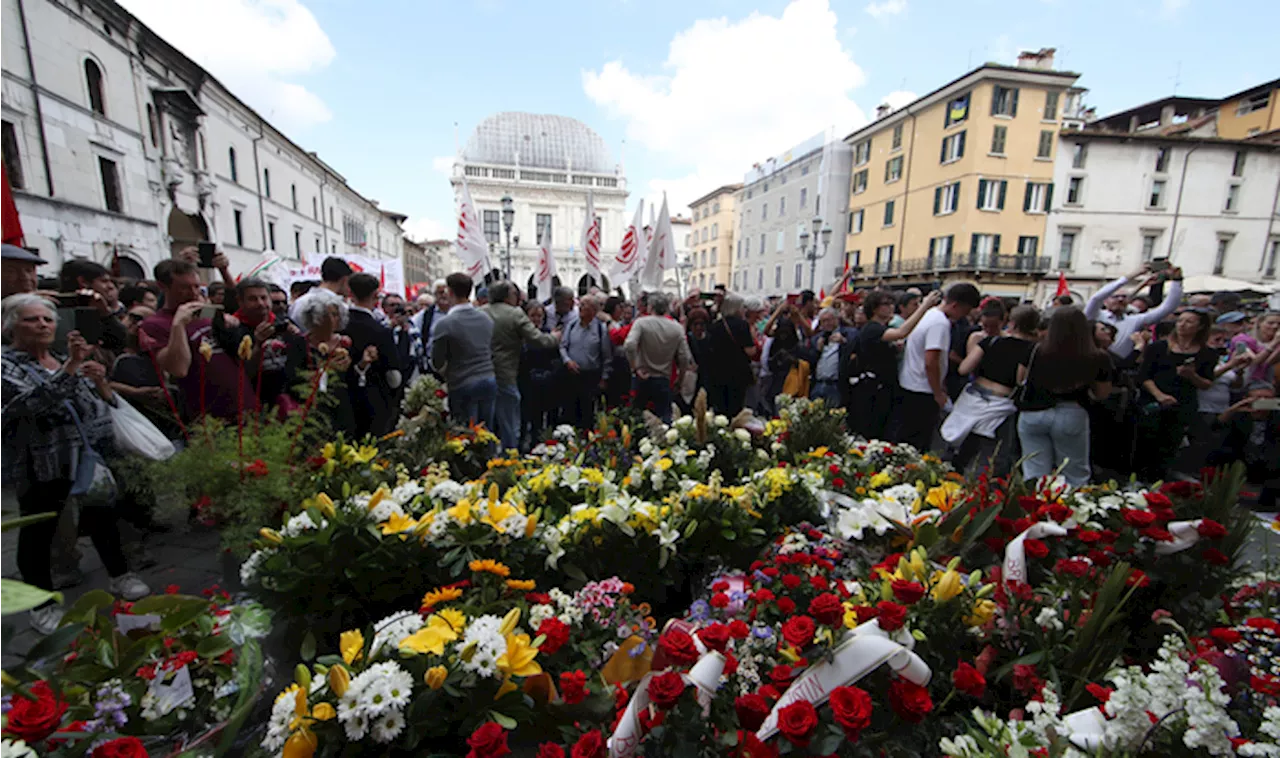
[350,445,379,464]
[808,446,830,459]
[320,442,336,460]
[313,493,336,519]
[366,486,389,513]
[496,633,542,678]
[259,528,283,545]
[931,570,963,602]
[437,607,467,631]
[425,665,448,690]
[655,458,674,471]
[524,511,539,538]
[499,608,521,636]
[380,512,417,537]
[469,559,511,578]
[964,599,997,627]
[237,334,254,361]
[400,613,462,656]
[481,500,519,532]
[924,481,963,512]
[282,727,317,758]
[339,630,364,665]
[421,586,464,608]
[506,579,536,591]
[310,702,336,721]
[327,664,349,697]
[198,339,213,362]
[868,471,893,489]
[445,499,473,525]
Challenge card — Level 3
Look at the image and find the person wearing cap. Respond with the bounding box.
[1083,262,1184,361]
[1215,310,1247,339]
[2,243,45,299]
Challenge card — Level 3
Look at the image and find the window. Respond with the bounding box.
[928,235,954,267]
[1148,179,1167,209]
[1066,176,1084,205]
[934,181,960,215]
[759,234,766,256]
[885,155,903,182]
[774,265,782,288]
[263,168,271,198]
[294,230,301,256]
[945,93,970,127]
[291,184,298,210]
[757,269,763,290]
[84,59,106,116]
[1154,147,1170,173]
[1023,182,1052,213]
[329,207,335,228]
[711,222,718,239]
[1017,236,1039,259]
[1071,142,1087,168]
[1232,151,1246,177]
[991,85,1019,117]
[737,239,743,259]
[848,250,861,272]
[763,183,769,192]
[977,179,1006,211]
[713,201,720,213]
[854,140,871,166]
[710,249,717,266]
[892,124,903,150]
[197,132,206,169]
[799,188,807,208]
[991,125,1007,155]
[874,245,894,274]
[267,221,276,251]
[794,263,803,288]
[1213,236,1231,275]
[1037,130,1054,159]
[2,121,23,190]
[483,210,501,242]
[97,157,122,212]
[1236,92,1270,115]
[971,233,1000,264]
[1224,183,1240,212]
[312,197,318,219]
[701,227,709,242]
[849,209,864,234]
[146,104,158,146]
[314,237,320,253]
[776,230,785,252]
[1141,232,1161,261]
[1044,91,1059,121]
[332,243,337,255]
[233,210,244,246]
[1265,239,1278,278]
[700,251,707,268]
[778,197,786,216]
[1057,231,1076,268]
[761,202,768,221]
[229,147,238,182]
[536,213,552,245]
[851,169,868,194]
[883,200,895,227]
[940,131,966,163]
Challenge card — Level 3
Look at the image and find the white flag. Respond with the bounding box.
[456,179,490,282]
[580,191,603,282]
[533,219,557,298]
[609,199,645,282]
[640,194,673,290]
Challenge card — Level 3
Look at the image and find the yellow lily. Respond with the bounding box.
[498,608,521,637]
[445,499,473,525]
[327,664,349,697]
[964,599,997,627]
[496,633,542,679]
[259,528,283,545]
[314,493,336,519]
[282,727,317,758]
[366,486,389,513]
[400,614,461,656]
[380,512,417,537]
[931,570,963,603]
[425,665,447,690]
[339,630,364,665]
[481,500,518,532]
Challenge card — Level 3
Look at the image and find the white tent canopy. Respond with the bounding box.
[1179,274,1280,294]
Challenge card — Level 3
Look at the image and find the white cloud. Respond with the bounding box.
[432,155,456,178]
[880,90,918,111]
[403,216,448,243]
[864,0,907,18]
[1159,0,1188,18]
[118,0,336,132]
[583,0,868,212]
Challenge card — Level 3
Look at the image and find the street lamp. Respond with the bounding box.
[801,216,833,291]
[500,194,515,279]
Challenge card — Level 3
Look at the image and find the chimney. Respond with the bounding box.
[1160,104,1176,126]
[1016,47,1057,70]
[875,103,892,120]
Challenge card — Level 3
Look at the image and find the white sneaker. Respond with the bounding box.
[109,572,151,601]
[30,605,62,635]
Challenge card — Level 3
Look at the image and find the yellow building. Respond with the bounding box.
[1212,79,1279,140]
[842,49,1081,294]
[688,183,740,292]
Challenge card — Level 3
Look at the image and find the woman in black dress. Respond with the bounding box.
[1134,308,1217,481]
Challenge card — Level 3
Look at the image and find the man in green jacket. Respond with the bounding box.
[483,280,561,451]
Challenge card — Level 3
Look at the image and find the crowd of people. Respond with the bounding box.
[3,241,1280,634]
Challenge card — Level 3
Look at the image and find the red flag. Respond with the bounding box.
[2,166,24,246]
[380,263,386,292]
[1055,271,1069,297]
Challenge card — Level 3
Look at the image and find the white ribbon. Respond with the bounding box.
[607,651,726,758]
[756,619,931,741]
[1152,519,1202,556]
[1002,522,1068,585]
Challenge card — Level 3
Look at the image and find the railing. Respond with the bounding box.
[853,254,1052,279]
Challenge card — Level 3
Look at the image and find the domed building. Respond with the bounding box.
[447,113,628,297]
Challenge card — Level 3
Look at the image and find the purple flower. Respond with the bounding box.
[751,626,774,640]
[688,599,712,621]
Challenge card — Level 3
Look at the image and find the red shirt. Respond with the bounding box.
[140,308,257,421]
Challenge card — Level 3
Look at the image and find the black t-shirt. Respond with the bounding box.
[977,335,1036,388]
[707,316,754,385]
[946,321,977,399]
[110,353,161,388]
[1138,340,1217,407]
[854,321,897,386]
[1020,351,1113,411]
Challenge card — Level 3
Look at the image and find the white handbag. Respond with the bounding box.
[110,396,176,460]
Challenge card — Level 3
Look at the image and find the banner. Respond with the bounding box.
[456,179,491,282]
[580,190,603,282]
[640,194,672,291]
[274,254,405,298]
[609,199,645,283]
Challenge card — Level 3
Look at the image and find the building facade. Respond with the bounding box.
[445,112,627,296]
[0,0,401,283]
[1044,132,1280,300]
[733,132,853,297]
[1217,79,1280,141]
[687,183,739,292]
[669,214,692,296]
[841,49,1082,298]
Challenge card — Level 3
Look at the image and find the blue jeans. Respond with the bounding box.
[1017,402,1090,486]
[810,379,842,408]
[494,383,521,452]
[451,376,498,433]
[633,375,673,423]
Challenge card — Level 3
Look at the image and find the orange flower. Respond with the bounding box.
[421,586,464,608]
[505,579,536,591]
[468,559,511,578]
[621,582,635,595]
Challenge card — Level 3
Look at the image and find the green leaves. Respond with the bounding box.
[1,578,61,614]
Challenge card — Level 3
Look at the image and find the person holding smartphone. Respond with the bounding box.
[1084,263,1185,361]
[1134,308,1217,481]
[1209,381,1280,510]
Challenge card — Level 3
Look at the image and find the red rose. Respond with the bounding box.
[1139,526,1174,542]
[712,579,731,592]
[828,685,873,739]
[1159,480,1201,498]
[832,477,846,488]
[1203,548,1230,566]
[776,597,797,615]
[1143,492,1173,509]
[888,678,933,723]
[1086,683,1114,704]
[466,722,511,758]
[1246,617,1280,633]
[1024,539,1049,559]
[647,670,686,709]
[4,680,68,743]
[781,574,802,590]
[753,588,776,605]
[952,662,986,698]
[875,601,908,632]
[571,730,606,758]
[91,737,148,758]
[1209,628,1242,646]
[1013,664,1043,694]
[728,620,751,639]
[1197,519,1228,539]
[781,615,816,648]
[1126,569,1150,587]
[769,664,795,687]
[775,700,819,746]
[1076,530,1102,544]
[809,593,845,627]
[698,623,731,653]
[809,575,830,591]
[734,733,779,758]
[559,670,589,705]
[890,580,926,605]
[658,629,700,666]
[1121,509,1156,528]
[537,744,566,758]
[1018,496,1044,512]
[735,693,772,731]
[762,567,780,578]
[709,592,731,609]
[852,604,879,624]
[537,618,571,656]
[1054,558,1091,579]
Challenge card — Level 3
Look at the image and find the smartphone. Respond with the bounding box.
[1149,258,1171,272]
[1252,398,1280,411]
[74,307,103,346]
[196,303,223,320]
[272,319,290,336]
[197,241,217,268]
[54,292,91,308]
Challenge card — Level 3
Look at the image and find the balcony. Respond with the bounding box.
[856,252,1051,280]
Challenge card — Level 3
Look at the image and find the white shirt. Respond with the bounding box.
[899,308,951,394]
[816,342,841,380]
[1198,362,1236,414]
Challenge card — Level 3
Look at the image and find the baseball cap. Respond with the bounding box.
[1215,311,1246,324]
[1,243,46,264]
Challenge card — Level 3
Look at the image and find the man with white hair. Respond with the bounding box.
[559,293,613,428]
[624,292,693,423]
[411,279,452,376]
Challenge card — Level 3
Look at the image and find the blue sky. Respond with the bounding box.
[122,0,1278,241]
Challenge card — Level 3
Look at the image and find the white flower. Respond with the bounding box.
[529,603,556,628]
[665,429,679,443]
[369,611,425,657]
[457,614,507,679]
[714,414,729,427]
[239,548,274,586]
[1,739,37,758]
[656,522,680,552]
[733,428,751,442]
[429,480,466,504]
[371,711,406,743]
[282,511,325,537]
[1034,607,1064,632]
[834,502,893,541]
